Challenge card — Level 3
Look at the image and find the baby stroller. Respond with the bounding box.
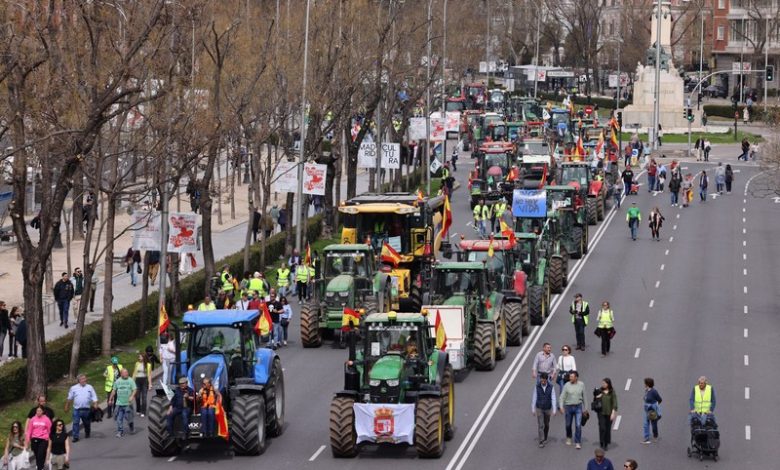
[687,414,720,461]
[629,179,640,195]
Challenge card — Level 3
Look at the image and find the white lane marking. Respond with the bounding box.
[743,228,746,234]
[642,322,648,331]
[634,348,641,358]
[743,207,746,213]
[744,328,749,338]
[682,166,689,169]
[673,224,677,230]
[744,286,748,294]
[744,305,749,314]
[444,186,633,470]
[744,198,747,204]
[743,253,747,261]
[664,249,669,256]
[743,268,747,276]
[309,445,326,461]
[676,213,680,219]
[625,378,632,391]
[612,415,622,431]
[746,425,752,440]
[649,299,655,308]
[743,240,747,247]
[660,264,665,271]
[669,236,674,242]
[745,387,750,400]
[743,217,746,223]
[654,280,660,289]
[744,355,750,366]
[168,457,177,462]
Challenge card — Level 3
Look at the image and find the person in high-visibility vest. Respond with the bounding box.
[569,293,589,351]
[103,356,122,418]
[248,272,267,298]
[595,301,615,357]
[689,376,717,426]
[295,262,310,300]
[307,264,316,301]
[481,202,491,237]
[198,296,217,311]
[220,265,234,299]
[492,199,507,233]
[276,265,291,298]
[473,199,487,238]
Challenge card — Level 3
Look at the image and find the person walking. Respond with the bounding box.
[24,406,51,470]
[280,296,292,346]
[648,207,664,241]
[160,334,176,385]
[0,302,8,360]
[587,448,615,470]
[559,371,586,449]
[569,293,589,351]
[531,343,557,383]
[595,301,615,357]
[612,181,622,209]
[531,372,557,448]
[656,123,663,147]
[593,378,618,451]
[108,368,137,438]
[64,374,98,442]
[556,346,577,393]
[621,166,634,198]
[682,173,694,208]
[267,292,283,348]
[295,260,310,301]
[694,136,703,161]
[147,250,161,284]
[53,272,75,328]
[276,264,291,298]
[740,137,750,161]
[71,268,84,297]
[626,202,641,241]
[725,164,734,194]
[2,421,25,470]
[646,159,657,193]
[252,208,261,243]
[7,307,20,358]
[14,314,26,358]
[132,353,152,417]
[278,206,287,232]
[47,419,70,470]
[623,459,639,470]
[103,356,122,418]
[669,171,681,207]
[703,139,712,162]
[642,377,663,444]
[689,376,716,426]
[699,170,709,202]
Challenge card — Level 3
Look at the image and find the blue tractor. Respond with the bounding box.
[148,310,285,456]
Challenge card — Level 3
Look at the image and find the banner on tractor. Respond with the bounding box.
[512,189,547,218]
[354,403,415,445]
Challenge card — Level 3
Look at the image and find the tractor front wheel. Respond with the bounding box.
[265,358,285,437]
[231,395,267,456]
[529,285,546,326]
[147,395,181,457]
[300,302,322,348]
[415,398,444,458]
[586,198,597,225]
[329,396,357,458]
[570,226,584,259]
[495,312,508,360]
[596,194,605,221]
[521,295,531,336]
[548,257,565,294]
[503,301,523,346]
[441,364,455,441]
[474,322,497,371]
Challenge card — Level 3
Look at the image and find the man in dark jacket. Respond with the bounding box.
[252,209,261,243]
[53,272,75,328]
[0,301,9,358]
[15,315,27,358]
[621,167,634,197]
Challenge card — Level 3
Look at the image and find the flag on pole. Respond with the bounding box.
[500,219,515,247]
[438,195,452,241]
[215,401,229,440]
[416,189,424,205]
[487,234,495,258]
[254,301,272,336]
[342,307,361,331]
[304,242,311,266]
[575,135,585,158]
[159,305,170,335]
[381,242,402,267]
[434,310,447,351]
[595,130,605,158]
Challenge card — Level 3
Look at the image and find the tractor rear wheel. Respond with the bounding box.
[474,322,497,370]
[548,257,564,294]
[148,395,180,457]
[415,398,444,458]
[596,194,605,221]
[231,395,267,456]
[583,224,589,254]
[329,396,357,458]
[265,358,285,437]
[529,285,546,326]
[300,302,322,348]
[521,295,530,336]
[586,198,597,225]
[495,312,508,360]
[570,226,584,259]
[503,301,523,346]
[363,299,379,316]
[441,364,455,441]
[408,285,423,312]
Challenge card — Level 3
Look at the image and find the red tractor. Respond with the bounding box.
[557,162,608,225]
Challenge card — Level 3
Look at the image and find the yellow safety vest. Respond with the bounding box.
[494,201,506,217]
[597,309,614,328]
[308,265,316,279]
[221,271,234,292]
[473,204,482,221]
[296,266,309,282]
[571,301,589,325]
[104,364,122,393]
[693,384,712,414]
[277,267,290,287]
[248,278,266,297]
[198,302,216,311]
[482,204,491,220]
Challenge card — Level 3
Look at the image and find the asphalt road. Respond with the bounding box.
[67,150,779,469]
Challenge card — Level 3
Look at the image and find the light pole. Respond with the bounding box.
[652,0,662,151]
[740,20,745,105]
[441,0,448,114]
[425,0,432,196]
[765,6,771,112]
[485,0,490,84]
[698,1,705,110]
[533,10,541,99]
[294,0,311,252]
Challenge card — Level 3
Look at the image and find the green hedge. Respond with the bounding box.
[0,214,324,405]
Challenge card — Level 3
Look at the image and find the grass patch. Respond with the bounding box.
[619,130,764,144]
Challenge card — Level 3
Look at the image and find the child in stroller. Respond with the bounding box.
[629,179,639,195]
[688,413,719,461]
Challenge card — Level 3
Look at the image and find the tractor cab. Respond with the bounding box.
[430,262,487,304]
[466,83,486,109]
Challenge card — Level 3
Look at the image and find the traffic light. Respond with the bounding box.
[686,108,694,122]
[616,111,623,128]
[767,65,774,82]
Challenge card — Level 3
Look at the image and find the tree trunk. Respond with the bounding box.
[170,253,181,318]
[285,192,294,257]
[101,195,116,357]
[199,145,218,295]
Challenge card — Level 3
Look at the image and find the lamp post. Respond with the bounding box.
[440,0,448,114]
[425,0,432,196]
[294,0,311,252]
[533,9,541,99]
[652,0,662,151]
[765,5,771,113]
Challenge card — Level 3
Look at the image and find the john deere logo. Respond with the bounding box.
[373,406,394,438]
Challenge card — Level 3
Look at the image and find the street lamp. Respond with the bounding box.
[533,9,541,99]
[294,0,311,252]
[651,0,664,151]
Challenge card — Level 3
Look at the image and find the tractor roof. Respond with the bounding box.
[364,312,426,324]
[435,261,485,271]
[183,310,259,326]
[546,185,576,192]
[323,244,373,253]
[340,193,444,214]
[459,239,514,251]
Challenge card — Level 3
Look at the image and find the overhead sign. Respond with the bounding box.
[358,143,401,169]
[547,70,575,78]
[302,163,327,195]
[272,160,298,193]
[512,189,547,217]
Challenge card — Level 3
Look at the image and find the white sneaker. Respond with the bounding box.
[566,438,572,446]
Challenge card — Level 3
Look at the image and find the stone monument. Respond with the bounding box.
[623,1,695,131]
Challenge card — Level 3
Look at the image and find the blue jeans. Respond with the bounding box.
[478,220,487,238]
[200,407,216,437]
[564,404,583,443]
[647,175,656,192]
[272,322,284,345]
[71,408,92,439]
[278,285,289,298]
[671,191,679,205]
[629,218,639,240]
[130,262,139,285]
[643,404,660,440]
[624,181,631,196]
[167,407,191,436]
[57,300,70,326]
[115,404,134,434]
[700,187,708,201]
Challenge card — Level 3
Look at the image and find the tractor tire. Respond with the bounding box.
[231,395,267,456]
[560,247,570,287]
[583,224,590,254]
[148,395,181,457]
[521,295,531,337]
[529,285,546,326]
[495,312,508,360]
[329,396,357,458]
[265,357,285,437]
[441,364,455,441]
[548,257,565,294]
[570,226,584,259]
[408,285,423,312]
[300,302,322,348]
[363,299,379,316]
[414,398,444,458]
[503,301,523,346]
[586,198,597,225]
[596,194,605,221]
[473,322,497,371]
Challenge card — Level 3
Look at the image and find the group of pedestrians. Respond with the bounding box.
[0,302,26,361]
[472,198,510,239]
[2,395,71,470]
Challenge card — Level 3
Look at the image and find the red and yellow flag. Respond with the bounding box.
[381,242,402,267]
[500,219,515,247]
[304,242,311,266]
[215,401,229,440]
[575,135,585,158]
[342,307,360,331]
[254,301,272,336]
[416,189,424,205]
[435,310,447,351]
[438,195,452,241]
[159,305,170,335]
[595,130,605,157]
[487,234,495,258]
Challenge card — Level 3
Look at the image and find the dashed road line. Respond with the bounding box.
[744,328,749,338]
[743,240,747,247]
[744,198,747,204]
[744,355,750,366]
[642,322,648,331]
[625,378,632,391]
[309,445,327,461]
[634,348,641,358]
[612,415,622,431]
[743,217,746,223]
[676,213,680,219]
[746,425,752,440]
[660,264,665,271]
[669,236,674,242]
[743,253,747,261]
[744,305,749,314]
[664,249,669,256]
[744,286,748,294]
[673,224,677,230]
[649,299,655,308]
[742,227,746,234]
[743,268,747,276]
[743,207,746,212]
[654,280,660,289]
[745,387,750,400]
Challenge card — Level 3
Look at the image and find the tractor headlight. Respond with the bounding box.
[386,379,399,387]
[338,291,350,298]
[325,292,335,298]
[369,379,381,386]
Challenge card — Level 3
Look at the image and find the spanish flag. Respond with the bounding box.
[487,234,495,258]
[595,130,605,157]
[159,305,170,335]
[304,242,311,266]
[438,195,452,241]
[381,242,402,267]
[434,310,447,351]
[254,301,272,336]
[342,307,360,331]
[575,135,585,158]
[215,401,229,440]
[500,219,515,247]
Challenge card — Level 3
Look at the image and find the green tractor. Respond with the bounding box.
[546,185,589,261]
[300,244,392,348]
[424,262,508,372]
[329,311,455,458]
[512,233,553,326]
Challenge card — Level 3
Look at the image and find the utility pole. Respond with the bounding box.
[740,21,745,105]
[374,1,383,192]
[485,0,490,85]
[425,0,432,195]
[698,2,704,110]
[765,7,771,113]
[534,10,541,99]
[294,0,311,252]
[652,0,662,151]
[441,0,448,114]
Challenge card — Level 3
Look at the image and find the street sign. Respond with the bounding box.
[429,158,442,174]
[547,70,575,78]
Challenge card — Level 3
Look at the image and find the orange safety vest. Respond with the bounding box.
[199,387,217,409]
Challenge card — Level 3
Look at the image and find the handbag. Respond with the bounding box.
[608,327,616,339]
[647,408,659,421]
[594,328,602,337]
[581,409,590,426]
[591,398,603,413]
